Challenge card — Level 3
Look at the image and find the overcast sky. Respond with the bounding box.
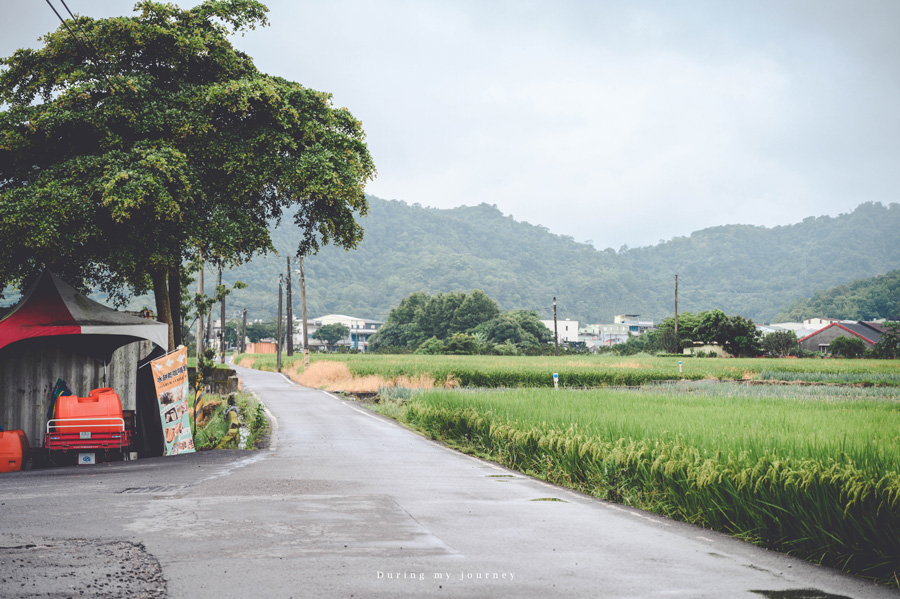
[3,1,898,250]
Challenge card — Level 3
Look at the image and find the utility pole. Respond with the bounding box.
[240,308,247,354]
[277,274,283,373]
[553,297,559,357]
[196,256,204,360]
[299,256,308,351]
[205,268,217,356]
[674,274,679,353]
[219,267,226,364]
[286,256,293,356]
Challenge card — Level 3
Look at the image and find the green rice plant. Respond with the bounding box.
[382,386,900,583]
[238,352,900,388]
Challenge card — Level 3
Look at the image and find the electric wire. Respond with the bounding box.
[43,0,125,97]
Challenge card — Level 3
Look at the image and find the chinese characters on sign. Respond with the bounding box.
[151,346,195,456]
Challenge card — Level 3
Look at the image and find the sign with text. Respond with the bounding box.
[151,346,195,456]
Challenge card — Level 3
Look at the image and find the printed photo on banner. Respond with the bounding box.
[151,346,196,456]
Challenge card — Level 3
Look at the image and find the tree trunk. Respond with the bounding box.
[168,266,182,347]
[151,268,175,351]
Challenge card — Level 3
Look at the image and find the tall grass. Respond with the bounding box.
[387,386,900,583]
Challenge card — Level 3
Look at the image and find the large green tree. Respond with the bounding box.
[762,330,799,357]
[370,289,501,351]
[0,1,375,349]
[873,321,900,359]
[828,335,867,358]
[312,323,350,352]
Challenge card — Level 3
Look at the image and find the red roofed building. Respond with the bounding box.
[798,322,882,354]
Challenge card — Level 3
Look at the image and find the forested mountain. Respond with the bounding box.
[774,269,900,322]
[172,199,900,325]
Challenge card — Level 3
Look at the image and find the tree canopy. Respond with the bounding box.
[828,335,867,359]
[614,309,762,357]
[370,290,550,354]
[312,323,350,352]
[0,0,375,348]
[873,321,900,359]
[761,330,799,357]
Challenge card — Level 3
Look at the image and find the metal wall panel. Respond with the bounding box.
[0,341,152,448]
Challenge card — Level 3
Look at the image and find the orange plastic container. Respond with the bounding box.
[0,430,29,473]
[55,391,124,434]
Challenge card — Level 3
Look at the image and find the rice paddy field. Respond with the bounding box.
[240,352,900,387]
[236,352,900,584]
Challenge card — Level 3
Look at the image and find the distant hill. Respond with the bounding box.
[774,269,900,322]
[202,198,900,325]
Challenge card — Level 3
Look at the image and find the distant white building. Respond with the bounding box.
[297,314,383,351]
[541,318,579,343]
[580,315,654,346]
[580,323,630,346]
[803,317,842,326]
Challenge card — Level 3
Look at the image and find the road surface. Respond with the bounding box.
[0,364,896,598]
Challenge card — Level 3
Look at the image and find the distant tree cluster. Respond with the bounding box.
[369,290,552,354]
[828,336,867,359]
[312,323,351,352]
[613,309,763,357]
[761,330,800,358]
[873,321,900,359]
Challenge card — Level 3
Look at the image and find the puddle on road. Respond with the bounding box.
[751,590,854,599]
[530,497,567,502]
[486,475,515,478]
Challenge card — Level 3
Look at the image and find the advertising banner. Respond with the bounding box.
[151,346,195,456]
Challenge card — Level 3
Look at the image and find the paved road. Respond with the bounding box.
[1,364,897,598]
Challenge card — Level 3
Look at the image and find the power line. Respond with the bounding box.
[44,0,122,96]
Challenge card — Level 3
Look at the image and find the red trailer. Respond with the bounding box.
[44,388,132,465]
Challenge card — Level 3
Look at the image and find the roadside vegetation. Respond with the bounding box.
[190,391,268,451]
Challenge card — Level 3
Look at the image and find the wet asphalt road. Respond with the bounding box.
[1,364,898,599]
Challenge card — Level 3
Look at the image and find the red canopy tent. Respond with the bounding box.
[0,270,168,363]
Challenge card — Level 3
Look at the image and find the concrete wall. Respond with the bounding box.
[0,340,152,448]
[541,319,580,343]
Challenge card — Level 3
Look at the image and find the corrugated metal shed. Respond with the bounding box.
[0,340,152,448]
